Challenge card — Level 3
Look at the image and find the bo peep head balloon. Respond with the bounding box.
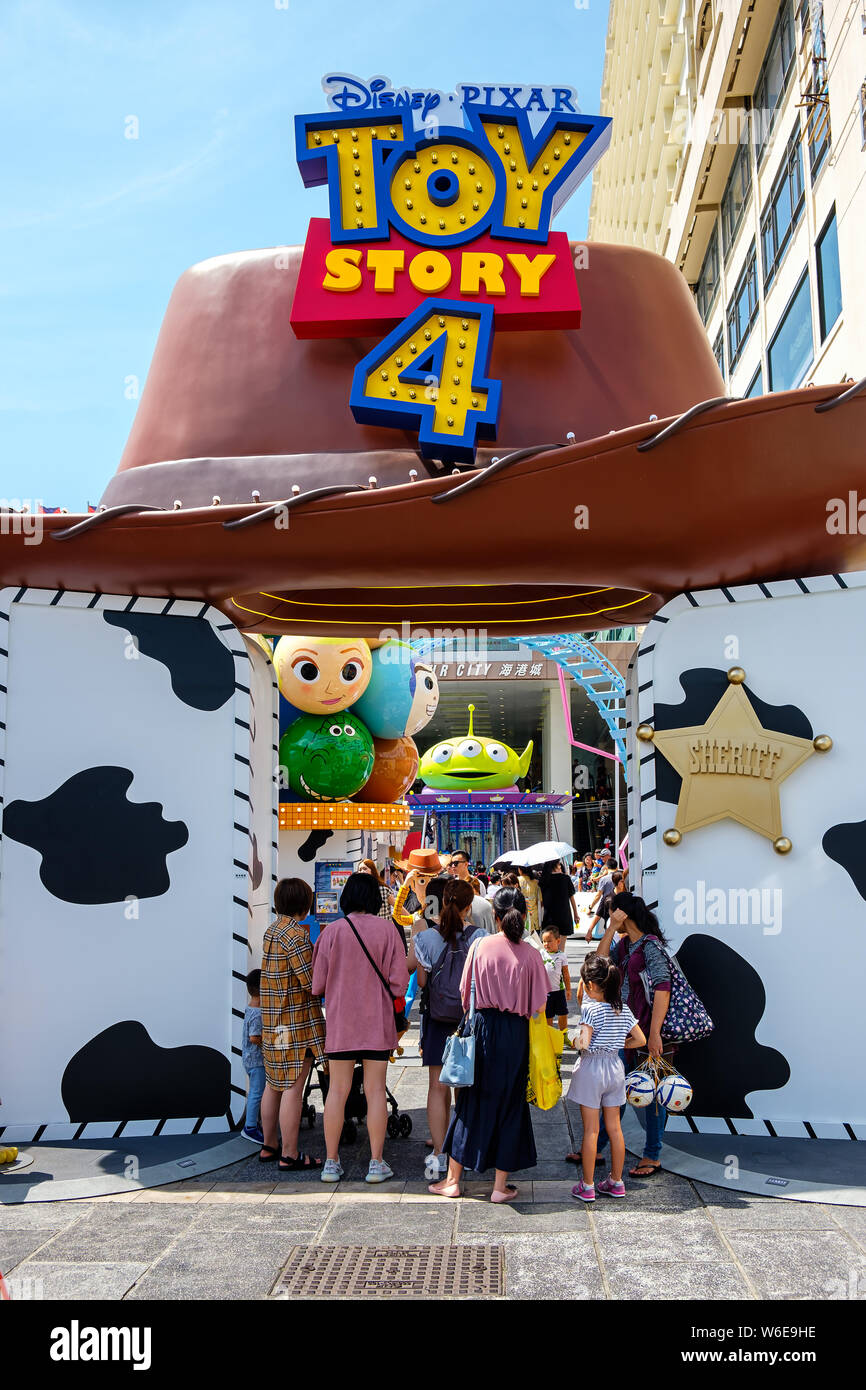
[273,635,373,716]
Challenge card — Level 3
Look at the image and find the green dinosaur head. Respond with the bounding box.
[280,712,375,800]
[419,705,533,791]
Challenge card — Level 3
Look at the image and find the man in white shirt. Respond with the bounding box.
[447,850,496,933]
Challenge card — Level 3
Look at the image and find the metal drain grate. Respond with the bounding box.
[271,1245,504,1299]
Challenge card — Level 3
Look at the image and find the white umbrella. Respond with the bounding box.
[491,849,530,868]
[519,840,577,867]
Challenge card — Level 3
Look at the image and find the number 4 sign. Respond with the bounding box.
[349,299,501,462]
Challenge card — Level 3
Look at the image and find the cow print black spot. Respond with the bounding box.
[251,832,263,890]
[675,935,790,1117]
[823,818,866,900]
[298,829,334,862]
[62,1021,230,1121]
[3,767,188,903]
[653,668,813,806]
[103,612,235,711]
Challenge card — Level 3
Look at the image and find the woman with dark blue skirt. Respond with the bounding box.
[429,889,549,1204]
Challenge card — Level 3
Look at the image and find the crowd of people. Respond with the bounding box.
[241,844,672,1201]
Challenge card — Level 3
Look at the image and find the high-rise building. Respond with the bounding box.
[589,0,864,397]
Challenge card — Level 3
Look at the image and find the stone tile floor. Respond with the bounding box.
[4,1051,865,1300]
[3,936,864,1299]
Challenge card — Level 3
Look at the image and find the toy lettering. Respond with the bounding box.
[296,104,610,245]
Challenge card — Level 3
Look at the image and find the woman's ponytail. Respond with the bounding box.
[440,879,474,946]
[580,951,624,1012]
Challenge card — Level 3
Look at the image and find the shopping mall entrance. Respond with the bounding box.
[410,631,636,862]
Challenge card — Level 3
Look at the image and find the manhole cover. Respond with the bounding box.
[271,1245,504,1299]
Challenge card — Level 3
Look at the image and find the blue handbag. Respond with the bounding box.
[439,945,479,1087]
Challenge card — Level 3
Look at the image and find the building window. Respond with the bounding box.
[768,270,813,391]
[726,242,760,369]
[745,364,767,397]
[753,0,796,164]
[695,225,720,322]
[805,2,831,178]
[713,327,725,378]
[696,0,714,55]
[816,207,842,340]
[721,141,752,257]
[760,126,805,287]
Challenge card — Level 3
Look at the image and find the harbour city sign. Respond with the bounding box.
[290,76,610,462]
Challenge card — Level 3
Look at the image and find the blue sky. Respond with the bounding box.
[1,0,610,507]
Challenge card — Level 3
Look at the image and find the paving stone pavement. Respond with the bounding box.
[2,936,864,1300]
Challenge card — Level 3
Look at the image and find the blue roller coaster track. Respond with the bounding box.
[410,631,627,763]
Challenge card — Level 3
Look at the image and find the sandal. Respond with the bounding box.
[629,1161,662,1177]
[565,1152,606,1165]
[279,1152,324,1172]
[258,1144,280,1163]
[490,1185,519,1204]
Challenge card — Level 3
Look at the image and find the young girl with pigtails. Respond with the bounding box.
[566,953,645,1203]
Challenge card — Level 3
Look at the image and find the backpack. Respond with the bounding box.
[427,931,471,1023]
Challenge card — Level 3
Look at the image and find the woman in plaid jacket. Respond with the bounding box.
[259,878,326,1171]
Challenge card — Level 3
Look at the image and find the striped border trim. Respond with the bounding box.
[624,654,638,882]
[225,620,253,1134]
[665,1115,863,1140]
[633,570,866,905]
[240,636,279,954]
[0,587,252,1142]
[270,653,279,898]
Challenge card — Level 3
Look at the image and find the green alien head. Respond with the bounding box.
[280,712,375,801]
[418,704,533,791]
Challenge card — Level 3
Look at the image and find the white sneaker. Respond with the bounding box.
[366,1158,394,1184]
[424,1153,448,1180]
[321,1158,344,1183]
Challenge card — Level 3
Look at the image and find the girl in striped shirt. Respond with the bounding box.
[566,953,645,1202]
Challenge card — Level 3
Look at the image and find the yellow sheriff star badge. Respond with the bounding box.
[641,669,832,853]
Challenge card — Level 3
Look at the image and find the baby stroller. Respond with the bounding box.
[302,1062,412,1143]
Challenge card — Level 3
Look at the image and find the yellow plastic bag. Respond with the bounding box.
[527,1011,564,1109]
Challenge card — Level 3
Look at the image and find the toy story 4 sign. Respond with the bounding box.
[290,76,610,461]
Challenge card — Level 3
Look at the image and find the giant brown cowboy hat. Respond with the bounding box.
[2,241,863,635]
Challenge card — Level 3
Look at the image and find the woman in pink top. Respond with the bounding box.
[311,872,409,1185]
[429,886,549,1204]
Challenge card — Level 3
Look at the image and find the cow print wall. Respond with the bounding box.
[630,574,866,1134]
[0,589,273,1143]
